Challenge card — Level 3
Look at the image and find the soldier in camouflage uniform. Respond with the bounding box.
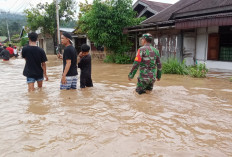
[128,33,162,95]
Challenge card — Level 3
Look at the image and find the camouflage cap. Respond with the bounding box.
[142,33,152,39]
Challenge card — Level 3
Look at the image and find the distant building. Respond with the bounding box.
[133,0,171,19]
[0,36,7,43]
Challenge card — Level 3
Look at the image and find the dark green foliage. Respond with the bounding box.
[24,0,76,49]
[162,57,209,78]
[0,13,26,37]
[75,0,92,34]
[230,78,232,82]
[20,31,28,46]
[79,0,143,55]
[188,63,208,78]
[104,53,133,64]
[104,54,115,63]
[115,54,132,64]
[162,57,189,75]
[60,20,77,28]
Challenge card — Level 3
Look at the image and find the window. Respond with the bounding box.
[218,26,232,62]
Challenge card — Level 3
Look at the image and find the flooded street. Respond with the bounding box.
[0,56,232,157]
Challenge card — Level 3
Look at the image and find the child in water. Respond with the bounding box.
[78,44,93,89]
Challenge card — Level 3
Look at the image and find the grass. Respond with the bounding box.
[162,57,208,78]
[162,57,189,75]
[104,53,133,64]
[188,63,208,78]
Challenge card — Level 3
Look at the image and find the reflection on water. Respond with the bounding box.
[0,56,231,156]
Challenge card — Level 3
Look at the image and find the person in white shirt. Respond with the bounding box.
[13,46,18,58]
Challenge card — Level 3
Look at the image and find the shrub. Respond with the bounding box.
[162,57,189,75]
[115,54,132,64]
[104,54,115,63]
[230,77,232,82]
[188,63,208,78]
[104,53,133,64]
[161,57,208,78]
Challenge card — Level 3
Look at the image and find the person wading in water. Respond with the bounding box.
[128,33,162,95]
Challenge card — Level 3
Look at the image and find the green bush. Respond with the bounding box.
[115,54,132,64]
[230,77,232,82]
[104,54,115,63]
[104,53,132,64]
[20,36,28,46]
[162,57,189,75]
[188,63,208,78]
[162,57,208,78]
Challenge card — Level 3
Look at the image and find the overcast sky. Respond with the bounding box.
[0,0,179,14]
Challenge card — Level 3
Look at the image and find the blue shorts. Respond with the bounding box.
[27,77,44,83]
[60,75,78,90]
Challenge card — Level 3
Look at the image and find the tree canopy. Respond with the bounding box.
[0,13,26,37]
[24,0,76,45]
[75,0,92,34]
[79,0,143,54]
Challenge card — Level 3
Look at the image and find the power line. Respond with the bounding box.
[12,0,31,14]
[9,0,24,12]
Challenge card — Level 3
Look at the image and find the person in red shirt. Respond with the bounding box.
[6,44,14,57]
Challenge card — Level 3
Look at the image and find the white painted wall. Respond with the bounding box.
[198,60,232,70]
[183,32,195,66]
[196,26,219,61]
[196,28,207,61]
[87,38,91,48]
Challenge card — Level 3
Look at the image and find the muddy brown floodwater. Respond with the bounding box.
[0,56,232,157]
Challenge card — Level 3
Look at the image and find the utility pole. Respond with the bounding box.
[55,0,61,49]
[6,17,11,43]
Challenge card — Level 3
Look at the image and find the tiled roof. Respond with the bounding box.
[0,36,7,42]
[142,0,232,24]
[140,0,171,12]
[176,0,232,14]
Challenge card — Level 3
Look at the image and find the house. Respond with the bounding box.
[124,0,232,70]
[72,28,106,60]
[20,26,92,55]
[133,0,171,19]
[0,36,7,43]
[126,0,172,57]
[36,27,91,55]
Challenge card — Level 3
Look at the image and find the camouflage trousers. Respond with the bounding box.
[136,78,155,95]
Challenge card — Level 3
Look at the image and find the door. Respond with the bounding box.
[208,33,219,60]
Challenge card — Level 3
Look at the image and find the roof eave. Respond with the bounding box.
[173,5,232,19]
[124,20,175,33]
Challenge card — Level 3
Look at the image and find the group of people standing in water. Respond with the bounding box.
[5,31,162,95]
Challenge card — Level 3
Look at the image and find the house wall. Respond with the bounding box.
[196,26,219,61]
[196,28,207,61]
[38,34,54,55]
[149,29,180,60]
[183,30,196,66]
[195,26,232,70]
[45,38,54,55]
[198,60,232,70]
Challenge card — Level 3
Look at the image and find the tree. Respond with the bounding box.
[79,0,143,55]
[9,22,21,35]
[20,31,29,47]
[24,0,76,53]
[0,13,26,37]
[75,0,92,34]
